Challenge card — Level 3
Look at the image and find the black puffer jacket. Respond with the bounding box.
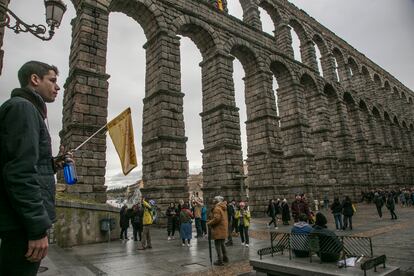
[0,88,55,240]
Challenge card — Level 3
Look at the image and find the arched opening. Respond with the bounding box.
[258,7,274,35]
[105,13,146,187]
[384,81,391,93]
[180,37,203,174]
[373,74,382,88]
[227,1,243,20]
[332,48,345,82]
[289,19,306,63]
[314,42,323,76]
[348,57,358,78]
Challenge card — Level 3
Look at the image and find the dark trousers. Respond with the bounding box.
[120,227,128,239]
[214,239,228,262]
[0,231,41,276]
[343,215,353,230]
[132,225,142,241]
[268,216,277,227]
[389,209,398,219]
[195,218,202,237]
[201,220,207,235]
[239,225,249,244]
[376,205,383,218]
[227,219,233,242]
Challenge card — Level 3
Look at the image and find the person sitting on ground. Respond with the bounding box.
[291,213,313,257]
[311,213,342,262]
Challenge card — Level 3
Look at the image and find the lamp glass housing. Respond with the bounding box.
[45,0,67,28]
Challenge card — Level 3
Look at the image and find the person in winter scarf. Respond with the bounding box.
[291,214,313,257]
[207,196,229,266]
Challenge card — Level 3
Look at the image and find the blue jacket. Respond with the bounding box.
[201,206,207,221]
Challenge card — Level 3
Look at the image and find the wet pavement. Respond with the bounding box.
[40,203,414,275]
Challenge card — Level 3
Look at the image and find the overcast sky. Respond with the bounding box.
[1,0,413,187]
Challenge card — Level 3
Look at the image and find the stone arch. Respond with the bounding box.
[257,0,283,29]
[347,57,359,77]
[172,15,221,58]
[361,66,371,81]
[401,91,407,102]
[373,74,382,88]
[288,19,310,63]
[393,116,400,127]
[359,99,369,112]
[109,0,168,39]
[332,47,346,82]
[372,106,382,120]
[384,81,391,92]
[224,38,261,73]
[344,91,356,105]
[269,58,294,86]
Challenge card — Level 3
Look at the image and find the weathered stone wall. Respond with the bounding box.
[54,200,120,248]
[54,0,414,215]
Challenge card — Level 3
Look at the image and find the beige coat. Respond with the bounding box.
[207,201,228,240]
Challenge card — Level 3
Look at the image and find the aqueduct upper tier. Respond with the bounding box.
[3,0,412,214]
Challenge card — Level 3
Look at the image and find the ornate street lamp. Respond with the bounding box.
[0,0,66,41]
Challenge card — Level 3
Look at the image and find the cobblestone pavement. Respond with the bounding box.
[41,203,414,275]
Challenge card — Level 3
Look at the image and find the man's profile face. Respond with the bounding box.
[33,70,60,103]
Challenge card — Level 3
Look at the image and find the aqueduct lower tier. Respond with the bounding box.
[4,0,413,214]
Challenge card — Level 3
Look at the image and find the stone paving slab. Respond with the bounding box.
[39,203,414,275]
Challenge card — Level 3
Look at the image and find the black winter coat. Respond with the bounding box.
[342,199,354,217]
[0,88,55,240]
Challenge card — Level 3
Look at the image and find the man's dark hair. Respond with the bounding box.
[18,60,59,87]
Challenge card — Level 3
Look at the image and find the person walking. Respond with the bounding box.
[180,203,194,247]
[207,196,229,266]
[342,196,354,230]
[330,197,343,231]
[374,192,384,218]
[119,205,130,240]
[131,203,143,241]
[137,197,153,250]
[386,194,398,220]
[235,202,251,247]
[281,198,291,225]
[266,199,278,229]
[166,202,179,240]
[0,61,68,276]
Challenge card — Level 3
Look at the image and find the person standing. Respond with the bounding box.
[281,198,291,225]
[119,205,130,240]
[0,61,65,275]
[166,202,178,240]
[201,204,208,237]
[330,197,343,231]
[192,198,203,238]
[385,194,398,220]
[342,196,354,230]
[207,196,229,266]
[131,203,143,241]
[291,194,310,222]
[180,203,194,247]
[137,197,153,250]
[235,202,251,247]
[225,199,235,246]
[374,192,384,218]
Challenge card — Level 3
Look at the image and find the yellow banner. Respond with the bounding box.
[107,108,137,175]
[218,0,223,11]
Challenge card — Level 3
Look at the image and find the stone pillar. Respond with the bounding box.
[277,81,316,198]
[320,53,337,82]
[300,40,318,72]
[306,91,337,198]
[140,33,188,208]
[0,0,9,75]
[244,69,284,215]
[365,114,383,188]
[275,23,294,59]
[60,0,110,203]
[240,0,262,31]
[199,52,244,203]
[390,122,404,188]
[332,99,357,197]
[381,120,397,188]
[347,106,371,194]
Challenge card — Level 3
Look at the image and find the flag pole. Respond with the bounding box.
[70,124,107,153]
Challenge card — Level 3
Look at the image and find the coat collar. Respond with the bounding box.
[11,87,47,119]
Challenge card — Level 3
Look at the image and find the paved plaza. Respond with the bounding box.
[41,203,414,276]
